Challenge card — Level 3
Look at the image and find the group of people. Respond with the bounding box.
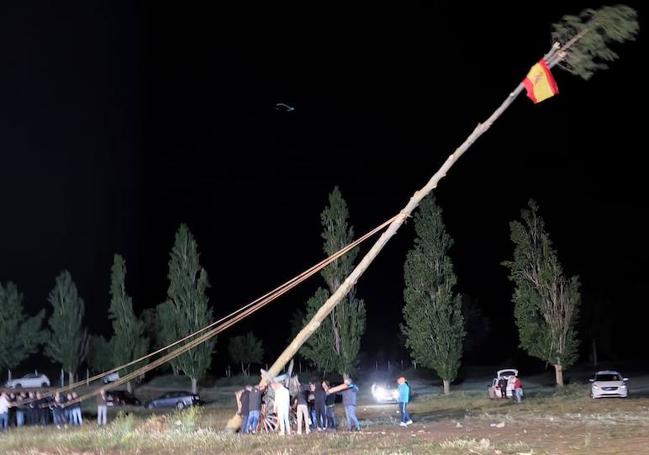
[236,375,416,435]
[489,374,524,403]
[236,377,361,436]
[0,390,83,431]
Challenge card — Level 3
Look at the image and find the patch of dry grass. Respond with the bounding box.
[2,387,649,454]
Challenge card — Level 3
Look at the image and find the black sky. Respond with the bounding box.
[1,1,646,373]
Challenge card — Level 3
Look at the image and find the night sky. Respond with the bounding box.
[2,1,646,375]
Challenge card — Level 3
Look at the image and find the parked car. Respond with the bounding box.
[102,372,120,384]
[487,369,518,399]
[590,370,629,399]
[371,382,399,403]
[106,390,141,407]
[144,391,201,409]
[4,372,50,389]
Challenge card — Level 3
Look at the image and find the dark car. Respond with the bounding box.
[106,390,141,407]
[144,391,201,410]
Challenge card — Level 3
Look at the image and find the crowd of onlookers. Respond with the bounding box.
[0,390,84,431]
[2,375,416,434]
[236,375,413,435]
[236,377,362,435]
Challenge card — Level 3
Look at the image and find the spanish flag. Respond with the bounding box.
[523,59,559,104]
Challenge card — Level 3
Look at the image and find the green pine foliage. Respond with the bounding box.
[156,224,214,391]
[301,187,366,376]
[402,196,464,393]
[503,201,580,385]
[108,254,149,384]
[552,5,639,79]
[0,282,47,372]
[44,271,89,383]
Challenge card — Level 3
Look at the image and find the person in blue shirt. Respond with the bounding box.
[327,378,360,431]
[397,376,412,426]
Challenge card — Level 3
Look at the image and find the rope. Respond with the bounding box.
[61,214,400,405]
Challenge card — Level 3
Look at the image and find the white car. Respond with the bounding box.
[488,369,518,399]
[590,370,629,398]
[371,383,399,403]
[102,372,120,384]
[5,372,50,389]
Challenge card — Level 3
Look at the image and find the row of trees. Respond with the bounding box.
[1,188,581,393]
[0,271,90,387]
[0,224,216,394]
[297,188,580,390]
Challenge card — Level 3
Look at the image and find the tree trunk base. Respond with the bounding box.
[554,364,564,387]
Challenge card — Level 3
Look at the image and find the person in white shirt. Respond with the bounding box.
[0,391,13,431]
[506,376,516,400]
[272,382,291,436]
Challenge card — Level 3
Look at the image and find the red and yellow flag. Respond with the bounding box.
[523,59,559,104]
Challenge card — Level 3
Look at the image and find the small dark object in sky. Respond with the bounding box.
[274,102,295,112]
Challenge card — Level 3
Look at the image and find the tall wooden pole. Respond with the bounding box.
[264,44,563,382]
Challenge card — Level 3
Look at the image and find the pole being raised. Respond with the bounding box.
[264,4,638,382]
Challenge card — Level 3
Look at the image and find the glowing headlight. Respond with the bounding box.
[620,384,627,388]
[592,385,600,389]
[372,387,386,399]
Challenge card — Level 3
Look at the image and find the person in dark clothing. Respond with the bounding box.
[35,392,50,426]
[15,393,26,427]
[323,381,337,430]
[314,382,328,430]
[8,393,17,427]
[71,392,83,426]
[498,377,508,399]
[238,386,251,434]
[328,378,360,431]
[27,392,38,426]
[247,385,263,434]
[51,393,66,428]
[307,383,317,430]
[64,393,72,424]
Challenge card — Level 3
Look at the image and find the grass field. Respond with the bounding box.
[2,379,649,454]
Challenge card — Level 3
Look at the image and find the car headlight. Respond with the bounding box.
[592,385,599,389]
[620,384,626,388]
[372,386,385,400]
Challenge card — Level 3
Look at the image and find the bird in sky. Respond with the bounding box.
[274,102,295,112]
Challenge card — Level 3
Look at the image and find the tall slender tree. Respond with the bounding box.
[0,282,47,378]
[402,196,464,394]
[108,254,149,392]
[156,224,214,393]
[301,288,337,375]
[45,271,89,385]
[503,200,581,386]
[301,187,366,377]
